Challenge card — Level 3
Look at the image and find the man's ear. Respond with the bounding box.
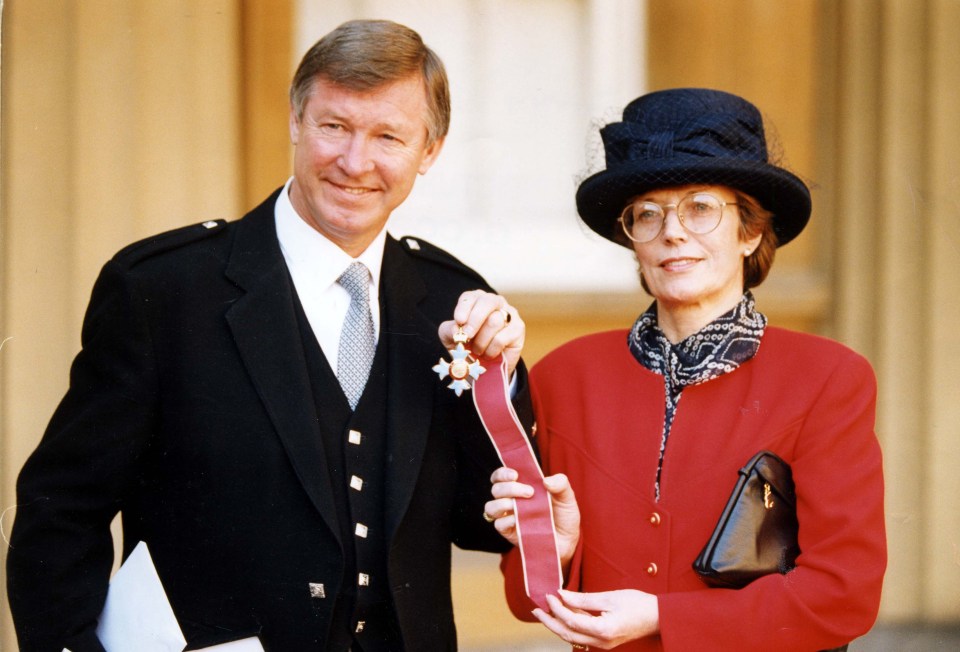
[289,103,301,145]
[418,136,445,175]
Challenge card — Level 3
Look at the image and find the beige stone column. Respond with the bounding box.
[924,0,960,623]
[1,2,243,648]
[818,0,960,622]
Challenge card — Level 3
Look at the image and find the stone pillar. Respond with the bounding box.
[818,0,960,622]
[1,2,245,648]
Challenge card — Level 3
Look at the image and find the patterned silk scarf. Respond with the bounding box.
[628,292,767,500]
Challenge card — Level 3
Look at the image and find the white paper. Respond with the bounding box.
[94,540,265,652]
[95,541,187,651]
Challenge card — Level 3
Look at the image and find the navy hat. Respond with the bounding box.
[576,88,811,247]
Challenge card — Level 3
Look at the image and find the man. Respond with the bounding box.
[8,19,530,651]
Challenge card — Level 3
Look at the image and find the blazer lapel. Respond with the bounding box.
[223,198,341,539]
[380,238,439,540]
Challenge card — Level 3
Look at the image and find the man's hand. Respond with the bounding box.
[485,469,581,571]
[438,290,524,376]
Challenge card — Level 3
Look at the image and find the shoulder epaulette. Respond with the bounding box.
[398,235,486,285]
[113,219,227,267]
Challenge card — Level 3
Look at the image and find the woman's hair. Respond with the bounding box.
[627,188,778,294]
[289,20,450,146]
[736,191,778,289]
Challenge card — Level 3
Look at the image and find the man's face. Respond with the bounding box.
[288,75,444,256]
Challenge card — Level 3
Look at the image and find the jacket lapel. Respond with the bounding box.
[380,238,439,540]
[223,196,341,540]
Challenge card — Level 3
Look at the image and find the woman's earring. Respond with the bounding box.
[744,249,753,256]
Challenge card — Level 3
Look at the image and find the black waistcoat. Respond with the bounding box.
[294,298,403,652]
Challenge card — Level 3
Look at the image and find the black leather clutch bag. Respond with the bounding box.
[694,452,850,651]
[693,450,800,588]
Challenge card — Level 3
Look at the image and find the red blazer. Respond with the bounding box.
[502,327,886,651]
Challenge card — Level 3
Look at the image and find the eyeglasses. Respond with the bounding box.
[619,192,737,243]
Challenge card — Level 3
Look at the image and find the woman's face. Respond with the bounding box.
[630,184,762,317]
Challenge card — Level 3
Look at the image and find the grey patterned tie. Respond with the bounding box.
[336,262,375,410]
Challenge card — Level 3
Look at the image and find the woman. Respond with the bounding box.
[485,88,885,651]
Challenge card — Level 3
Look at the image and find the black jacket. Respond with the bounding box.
[7,189,531,651]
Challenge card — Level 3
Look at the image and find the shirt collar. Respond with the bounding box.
[275,177,386,292]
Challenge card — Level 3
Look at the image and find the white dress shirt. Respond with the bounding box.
[275,177,385,372]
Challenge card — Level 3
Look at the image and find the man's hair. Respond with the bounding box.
[289,19,450,146]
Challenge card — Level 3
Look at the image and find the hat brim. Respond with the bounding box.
[576,158,811,247]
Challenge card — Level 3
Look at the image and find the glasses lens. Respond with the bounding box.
[678,194,724,234]
[621,202,664,242]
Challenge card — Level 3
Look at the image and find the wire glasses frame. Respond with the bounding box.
[619,192,738,243]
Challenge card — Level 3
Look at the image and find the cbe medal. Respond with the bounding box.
[432,323,562,611]
[432,326,485,396]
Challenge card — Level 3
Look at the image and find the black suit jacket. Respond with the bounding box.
[7,189,531,651]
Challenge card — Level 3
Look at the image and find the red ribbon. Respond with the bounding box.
[473,354,562,611]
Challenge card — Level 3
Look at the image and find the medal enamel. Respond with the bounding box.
[432,327,485,396]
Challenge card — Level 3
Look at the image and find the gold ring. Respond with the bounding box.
[572,645,588,650]
[499,308,511,324]
[482,511,495,523]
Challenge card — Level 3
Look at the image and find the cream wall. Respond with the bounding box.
[297,0,647,297]
[2,2,959,651]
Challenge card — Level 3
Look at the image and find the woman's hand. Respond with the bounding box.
[532,588,660,650]
[485,469,581,568]
[438,290,524,376]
